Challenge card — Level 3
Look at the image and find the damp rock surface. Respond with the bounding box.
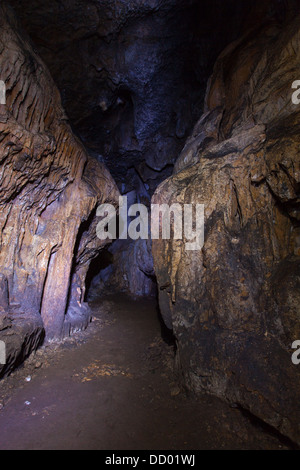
[152,6,300,445]
[0,1,119,373]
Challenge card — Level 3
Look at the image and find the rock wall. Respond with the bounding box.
[152,9,300,443]
[8,0,253,298]
[0,3,119,376]
[9,0,250,194]
[89,239,156,300]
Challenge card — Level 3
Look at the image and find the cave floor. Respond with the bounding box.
[0,295,290,450]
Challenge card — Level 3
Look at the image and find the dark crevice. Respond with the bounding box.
[237,405,300,450]
[84,248,114,302]
[267,182,300,227]
[155,300,177,349]
[64,206,98,311]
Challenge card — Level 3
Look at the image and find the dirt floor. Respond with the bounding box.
[0,295,293,450]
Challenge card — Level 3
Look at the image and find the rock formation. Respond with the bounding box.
[9,0,252,298]
[9,0,250,193]
[89,238,156,300]
[1,0,300,447]
[152,7,300,444]
[0,2,119,377]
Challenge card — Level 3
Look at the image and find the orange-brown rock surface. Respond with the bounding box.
[152,10,300,443]
[0,3,119,376]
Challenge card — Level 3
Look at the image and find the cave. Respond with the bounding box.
[0,0,299,451]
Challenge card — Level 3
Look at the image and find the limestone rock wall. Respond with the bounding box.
[152,10,300,443]
[8,0,254,299]
[0,2,119,376]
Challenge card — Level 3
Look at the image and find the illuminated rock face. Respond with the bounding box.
[8,0,253,298]
[152,12,300,442]
[0,3,119,375]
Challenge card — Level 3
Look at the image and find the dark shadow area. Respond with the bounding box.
[84,248,114,302]
[155,299,177,349]
[237,406,300,450]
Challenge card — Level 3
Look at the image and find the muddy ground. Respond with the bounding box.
[0,295,293,450]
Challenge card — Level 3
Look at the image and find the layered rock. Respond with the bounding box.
[152,10,300,443]
[0,2,119,376]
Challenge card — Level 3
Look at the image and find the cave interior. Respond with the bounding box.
[0,0,299,451]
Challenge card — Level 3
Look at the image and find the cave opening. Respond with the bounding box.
[84,248,114,303]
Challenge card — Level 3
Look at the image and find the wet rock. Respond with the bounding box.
[0,2,119,356]
[63,301,92,337]
[0,316,12,332]
[8,0,260,299]
[91,237,157,299]
[152,8,300,444]
[0,276,8,313]
[0,313,44,379]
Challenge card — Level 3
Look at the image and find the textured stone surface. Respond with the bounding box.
[0,0,119,365]
[9,0,250,194]
[8,0,255,298]
[0,313,44,379]
[89,238,156,300]
[152,8,300,443]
